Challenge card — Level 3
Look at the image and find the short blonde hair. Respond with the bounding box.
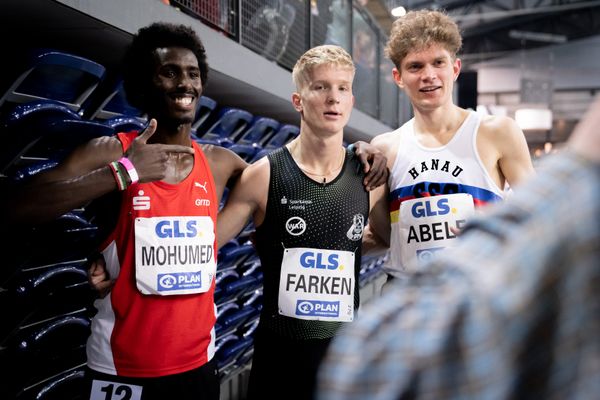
[292,45,355,90]
[385,10,462,68]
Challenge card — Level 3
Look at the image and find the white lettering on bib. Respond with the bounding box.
[134,216,216,295]
[399,193,474,272]
[278,247,355,322]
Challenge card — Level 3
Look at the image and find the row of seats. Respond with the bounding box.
[0,47,383,399]
[0,48,300,171]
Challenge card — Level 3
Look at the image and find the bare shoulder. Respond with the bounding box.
[242,155,270,180]
[371,129,399,153]
[479,114,521,137]
[200,143,233,160]
[201,144,248,173]
[230,155,269,206]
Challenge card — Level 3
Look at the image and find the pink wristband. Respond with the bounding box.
[118,157,139,184]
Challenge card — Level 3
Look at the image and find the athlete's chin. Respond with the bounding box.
[170,115,195,125]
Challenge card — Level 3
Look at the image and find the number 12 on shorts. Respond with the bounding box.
[90,380,143,400]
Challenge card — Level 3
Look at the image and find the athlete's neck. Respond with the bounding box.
[287,136,345,183]
[413,105,469,138]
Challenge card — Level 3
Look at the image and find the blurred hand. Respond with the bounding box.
[568,95,600,163]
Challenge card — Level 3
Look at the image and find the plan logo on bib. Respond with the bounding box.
[296,299,340,318]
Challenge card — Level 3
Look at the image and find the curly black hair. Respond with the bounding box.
[122,22,209,112]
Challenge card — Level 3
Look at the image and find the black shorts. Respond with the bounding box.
[83,359,219,400]
[246,325,332,400]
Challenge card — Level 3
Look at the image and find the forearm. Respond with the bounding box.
[361,224,390,255]
[3,166,119,225]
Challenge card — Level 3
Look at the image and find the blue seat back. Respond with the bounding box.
[1,100,114,173]
[236,116,280,146]
[0,49,105,113]
[264,123,300,149]
[103,116,147,132]
[88,79,145,120]
[228,143,261,162]
[197,107,253,146]
[192,96,218,131]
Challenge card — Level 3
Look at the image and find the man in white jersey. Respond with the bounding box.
[365,10,534,279]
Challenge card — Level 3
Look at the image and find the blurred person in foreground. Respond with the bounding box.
[316,94,600,400]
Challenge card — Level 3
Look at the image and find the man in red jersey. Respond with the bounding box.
[3,23,246,400]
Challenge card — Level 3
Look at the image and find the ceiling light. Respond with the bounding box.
[515,108,553,130]
[391,6,406,17]
[509,30,567,44]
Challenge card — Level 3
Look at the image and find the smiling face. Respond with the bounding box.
[393,43,461,112]
[147,47,202,125]
[292,63,354,137]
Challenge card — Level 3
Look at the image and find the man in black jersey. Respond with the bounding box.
[217,45,389,400]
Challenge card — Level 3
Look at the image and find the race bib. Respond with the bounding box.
[278,247,355,322]
[90,379,142,400]
[134,216,216,295]
[399,193,474,272]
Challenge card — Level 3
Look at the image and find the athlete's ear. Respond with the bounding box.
[453,58,462,81]
[392,67,404,89]
[292,92,302,112]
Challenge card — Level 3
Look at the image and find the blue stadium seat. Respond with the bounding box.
[238,254,261,277]
[0,49,106,114]
[14,313,91,356]
[249,147,275,163]
[1,100,114,174]
[228,143,261,162]
[103,115,147,132]
[263,123,300,149]
[214,269,240,304]
[13,259,90,300]
[216,302,257,337]
[87,79,145,120]
[236,221,256,241]
[238,288,263,309]
[218,241,255,270]
[27,368,86,400]
[196,107,253,146]
[215,333,253,373]
[235,116,280,146]
[192,95,218,131]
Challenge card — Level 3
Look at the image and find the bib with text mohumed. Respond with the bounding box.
[134,216,216,295]
[278,247,355,322]
[399,193,474,272]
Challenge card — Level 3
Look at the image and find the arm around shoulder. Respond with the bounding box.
[216,157,268,247]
